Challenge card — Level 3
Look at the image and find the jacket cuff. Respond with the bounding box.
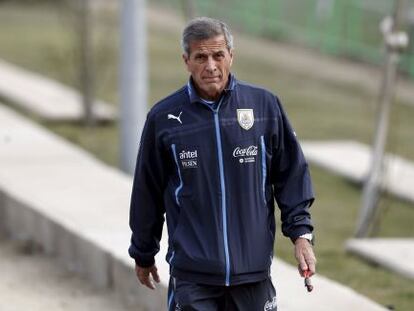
[289,225,313,243]
[134,257,155,268]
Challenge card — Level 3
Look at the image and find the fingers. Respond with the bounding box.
[294,241,308,276]
[306,254,316,276]
[135,265,158,290]
[135,265,153,289]
[297,264,305,277]
[294,238,317,277]
[150,266,160,284]
[298,252,308,272]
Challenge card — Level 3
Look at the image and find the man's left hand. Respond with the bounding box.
[294,238,316,277]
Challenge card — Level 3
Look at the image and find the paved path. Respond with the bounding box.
[0,103,387,310]
[302,140,414,204]
[0,59,116,121]
[0,236,131,311]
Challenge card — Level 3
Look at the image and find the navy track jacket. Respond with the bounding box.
[129,74,314,286]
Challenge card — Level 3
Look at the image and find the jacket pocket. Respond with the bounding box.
[171,195,224,275]
[171,143,201,199]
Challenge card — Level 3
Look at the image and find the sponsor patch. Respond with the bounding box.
[237,109,254,130]
[179,149,198,169]
[264,296,277,311]
[233,145,258,164]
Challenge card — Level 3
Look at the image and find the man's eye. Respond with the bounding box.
[195,55,207,61]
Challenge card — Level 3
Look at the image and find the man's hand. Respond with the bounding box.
[135,264,160,290]
[294,238,316,277]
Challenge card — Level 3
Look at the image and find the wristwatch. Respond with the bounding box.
[298,233,314,245]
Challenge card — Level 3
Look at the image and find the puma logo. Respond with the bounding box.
[168,112,183,124]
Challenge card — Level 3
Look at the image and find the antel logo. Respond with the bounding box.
[179,149,198,169]
[179,150,198,160]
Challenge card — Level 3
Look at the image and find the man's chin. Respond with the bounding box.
[202,86,221,99]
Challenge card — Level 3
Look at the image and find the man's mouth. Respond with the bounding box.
[203,76,220,82]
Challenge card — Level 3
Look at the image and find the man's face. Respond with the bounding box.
[183,35,233,101]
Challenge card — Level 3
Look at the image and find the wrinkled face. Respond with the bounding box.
[183,35,233,101]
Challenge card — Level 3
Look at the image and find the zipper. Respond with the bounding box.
[260,136,267,205]
[212,97,231,286]
[196,95,231,286]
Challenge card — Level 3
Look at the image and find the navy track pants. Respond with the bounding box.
[167,277,277,311]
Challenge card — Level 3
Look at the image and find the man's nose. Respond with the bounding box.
[205,56,217,72]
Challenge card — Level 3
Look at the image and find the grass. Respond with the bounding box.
[0,1,119,104]
[0,2,413,310]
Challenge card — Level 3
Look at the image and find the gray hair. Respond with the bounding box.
[181,17,234,55]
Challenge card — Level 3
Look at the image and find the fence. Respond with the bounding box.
[155,0,414,78]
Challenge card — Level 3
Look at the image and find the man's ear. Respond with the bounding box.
[182,53,190,71]
[183,53,190,64]
[229,49,234,66]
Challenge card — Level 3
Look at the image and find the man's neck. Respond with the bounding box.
[193,85,225,102]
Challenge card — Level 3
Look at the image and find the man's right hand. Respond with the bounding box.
[135,264,160,290]
[294,237,316,278]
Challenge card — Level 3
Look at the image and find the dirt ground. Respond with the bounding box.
[0,236,130,311]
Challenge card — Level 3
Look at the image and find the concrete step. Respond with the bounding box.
[0,103,387,310]
[0,59,116,122]
[302,141,414,282]
[346,238,414,281]
[302,140,414,204]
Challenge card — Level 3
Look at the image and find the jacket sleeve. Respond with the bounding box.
[128,110,166,267]
[270,96,315,240]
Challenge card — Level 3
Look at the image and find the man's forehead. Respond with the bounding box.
[190,36,228,53]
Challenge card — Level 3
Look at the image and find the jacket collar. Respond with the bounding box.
[187,74,237,104]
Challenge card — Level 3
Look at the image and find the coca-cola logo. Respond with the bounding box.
[263,297,277,311]
[233,145,258,158]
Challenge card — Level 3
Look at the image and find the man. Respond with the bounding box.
[129,17,316,310]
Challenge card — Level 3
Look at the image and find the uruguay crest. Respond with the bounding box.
[237,109,254,130]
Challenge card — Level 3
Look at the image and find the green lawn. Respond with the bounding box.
[0,2,413,310]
